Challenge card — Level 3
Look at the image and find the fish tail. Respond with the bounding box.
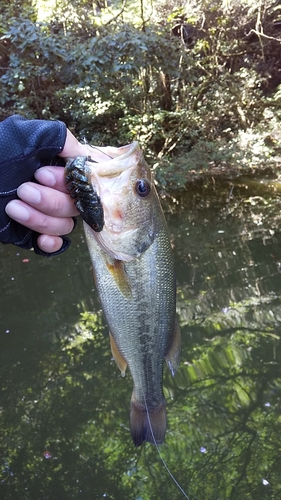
[130,397,166,447]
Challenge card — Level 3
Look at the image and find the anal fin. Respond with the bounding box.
[109,332,127,377]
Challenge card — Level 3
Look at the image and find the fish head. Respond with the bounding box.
[86,142,160,261]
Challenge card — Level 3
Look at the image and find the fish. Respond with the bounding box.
[65,141,181,446]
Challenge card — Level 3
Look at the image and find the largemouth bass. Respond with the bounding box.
[65,142,181,446]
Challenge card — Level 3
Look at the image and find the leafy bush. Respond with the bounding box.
[1,0,281,189]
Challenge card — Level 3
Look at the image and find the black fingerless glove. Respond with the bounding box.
[0,115,71,256]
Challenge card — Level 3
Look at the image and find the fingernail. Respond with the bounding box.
[35,167,56,186]
[38,235,62,253]
[5,201,30,222]
[39,235,56,250]
[18,184,41,204]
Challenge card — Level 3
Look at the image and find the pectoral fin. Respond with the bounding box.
[106,259,132,298]
[165,320,181,377]
[109,332,127,377]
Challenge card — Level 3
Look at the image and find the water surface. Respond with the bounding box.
[1,179,281,500]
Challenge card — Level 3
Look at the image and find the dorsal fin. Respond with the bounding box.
[165,320,181,377]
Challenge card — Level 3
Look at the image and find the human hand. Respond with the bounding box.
[5,166,79,254]
[4,128,110,256]
[59,129,113,162]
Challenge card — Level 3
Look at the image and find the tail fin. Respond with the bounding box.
[130,398,166,447]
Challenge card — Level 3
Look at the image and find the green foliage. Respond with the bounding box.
[1,0,281,189]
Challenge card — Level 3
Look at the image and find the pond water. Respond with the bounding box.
[1,178,281,500]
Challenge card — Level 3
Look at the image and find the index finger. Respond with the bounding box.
[35,166,68,193]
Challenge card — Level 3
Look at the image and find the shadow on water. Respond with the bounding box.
[1,177,281,500]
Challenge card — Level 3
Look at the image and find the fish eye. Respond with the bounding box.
[135,179,151,198]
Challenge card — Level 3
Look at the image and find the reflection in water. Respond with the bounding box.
[1,182,281,499]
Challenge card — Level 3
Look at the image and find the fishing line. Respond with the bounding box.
[81,137,114,160]
[88,144,114,159]
[143,396,191,500]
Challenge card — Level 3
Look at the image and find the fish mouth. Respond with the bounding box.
[94,141,140,178]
